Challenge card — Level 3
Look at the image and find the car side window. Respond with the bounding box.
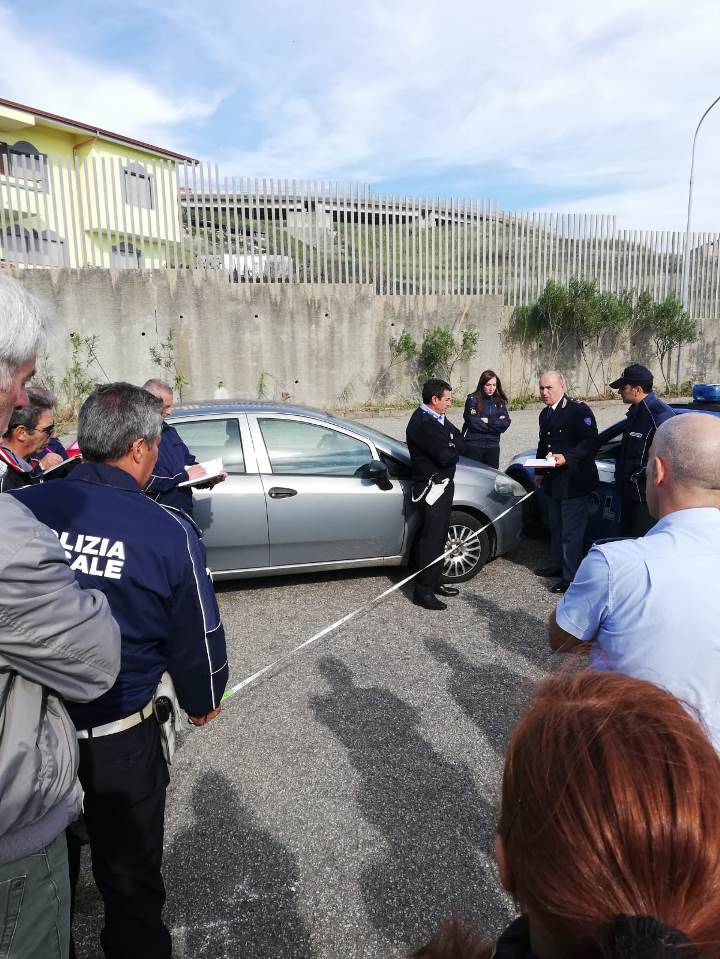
[597,438,621,461]
[172,418,245,474]
[596,425,625,462]
[258,418,373,476]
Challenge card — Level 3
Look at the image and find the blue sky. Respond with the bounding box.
[4,0,720,230]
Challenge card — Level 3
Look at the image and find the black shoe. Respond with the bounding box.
[413,591,447,611]
[550,579,571,594]
[436,585,460,597]
[535,566,563,577]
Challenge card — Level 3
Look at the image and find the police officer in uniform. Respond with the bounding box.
[406,378,464,610]
[13,383,229,959]
[143,378,224,516]
[534,371,598,593]
[609,363,674,536]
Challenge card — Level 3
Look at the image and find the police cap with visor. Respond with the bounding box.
[610,364,654,390]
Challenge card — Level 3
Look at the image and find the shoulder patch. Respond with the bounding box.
[584,416,592,426]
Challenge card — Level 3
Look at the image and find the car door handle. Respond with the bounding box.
[268,487,298,499]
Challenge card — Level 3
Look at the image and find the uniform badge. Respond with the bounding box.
[470,409,477,415]
[449,432,454,439]
[584,417,592,426]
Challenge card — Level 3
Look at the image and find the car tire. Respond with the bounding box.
[442,510,491,583]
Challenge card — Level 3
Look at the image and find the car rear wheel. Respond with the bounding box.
[442,510,491,583]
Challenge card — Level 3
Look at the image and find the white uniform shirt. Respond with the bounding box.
[556,507,720,747]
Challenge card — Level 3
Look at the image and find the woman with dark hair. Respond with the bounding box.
[413,671,720,959]
[462,370,511,470]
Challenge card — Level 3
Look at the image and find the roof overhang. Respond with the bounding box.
[0,97,198,164]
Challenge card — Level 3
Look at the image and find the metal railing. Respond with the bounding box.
[2,154,719,318]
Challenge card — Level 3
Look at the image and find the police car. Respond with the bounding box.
[505,384,720,539]
[168,401,526,583]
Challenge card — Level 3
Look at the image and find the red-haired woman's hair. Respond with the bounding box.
[472,370,507,406]
[498,671,720,957]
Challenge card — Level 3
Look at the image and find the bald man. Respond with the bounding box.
[534,370,598,592]
[549,412,720,747]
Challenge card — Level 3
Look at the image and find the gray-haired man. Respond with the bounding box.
[0,276,120,958]
[14,382,228,958]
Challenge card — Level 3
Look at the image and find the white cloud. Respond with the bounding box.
[6,0,720,230]
[0,5,222,153]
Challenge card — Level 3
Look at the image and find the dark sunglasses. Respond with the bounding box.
[36,422,55,436]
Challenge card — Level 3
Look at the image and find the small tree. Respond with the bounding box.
[59,332,104,422]
[649,294,697,390]
[149,328,189,401]
[390,324,478,395]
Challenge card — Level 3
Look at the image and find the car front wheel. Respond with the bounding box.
[442,510,491,583]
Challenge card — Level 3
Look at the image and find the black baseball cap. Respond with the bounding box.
[609,364,653,390]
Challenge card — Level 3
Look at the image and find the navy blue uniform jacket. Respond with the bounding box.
[462,393,511,448]
[536,395,599,499]
[615,392,675,503]
[12,462,228,728]
[406,408,463,485]
[144,421,197,515]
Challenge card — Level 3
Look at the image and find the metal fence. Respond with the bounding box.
[2,154,720,318]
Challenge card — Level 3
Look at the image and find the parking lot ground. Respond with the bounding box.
[73,535,566,958]
[72,404,628,957]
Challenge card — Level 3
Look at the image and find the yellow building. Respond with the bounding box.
[0,97,197,268]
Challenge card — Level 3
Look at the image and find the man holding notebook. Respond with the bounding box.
[142,377,224,516]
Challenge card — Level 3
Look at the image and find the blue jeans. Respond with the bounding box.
[0,832,70,959]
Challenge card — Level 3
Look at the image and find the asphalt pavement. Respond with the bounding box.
[72,400,628,958]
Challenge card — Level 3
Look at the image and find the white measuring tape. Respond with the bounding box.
[221,489,535,703]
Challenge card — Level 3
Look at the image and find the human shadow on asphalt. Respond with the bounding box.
[425,638,533,756]
[460,593,553,671]
[499,536,550,574]
[310,656,512,952]
[164,772,313,959]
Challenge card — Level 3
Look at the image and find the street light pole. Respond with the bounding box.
[677,94,720,387]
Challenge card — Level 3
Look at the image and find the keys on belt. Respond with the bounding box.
[76,700,154,739]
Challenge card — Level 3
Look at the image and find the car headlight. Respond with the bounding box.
[494,474,527,498]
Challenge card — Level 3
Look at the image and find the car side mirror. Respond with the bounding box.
[359,459,393,490]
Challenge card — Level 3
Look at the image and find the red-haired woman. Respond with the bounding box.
[413,671,720,959]
[462,371,511,471]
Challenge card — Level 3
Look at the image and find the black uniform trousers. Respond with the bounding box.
[414,479,454,595]
[67,715,171,959]
[463,445,500,470]
[547,494,590,582]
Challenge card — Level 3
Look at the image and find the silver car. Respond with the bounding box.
[169,401,526,582]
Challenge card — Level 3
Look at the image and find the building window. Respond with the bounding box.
[31,230,69,267]
[122,161,154,210]
[2,226,69,266]
[2,224,30,259]
[1,140,50,191]
[111,241,144,269]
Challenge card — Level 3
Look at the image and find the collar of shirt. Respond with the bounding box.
[0,445,32,472]
[551,396,564,411]
[647,506,720,536]
[70,460,143,493]
[420,403,445,425]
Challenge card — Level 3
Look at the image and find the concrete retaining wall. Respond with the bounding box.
[5,268,718,407]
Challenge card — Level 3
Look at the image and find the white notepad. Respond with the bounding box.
[177,458,225,488]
